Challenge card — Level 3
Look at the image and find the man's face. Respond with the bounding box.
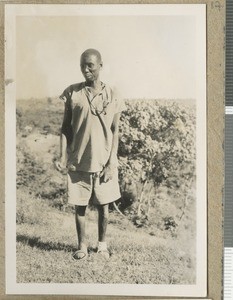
[80,54,102,82]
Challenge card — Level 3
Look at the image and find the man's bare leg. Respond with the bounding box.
[73,205,87,259]
[97,204,109,242]
[97,204,110,259]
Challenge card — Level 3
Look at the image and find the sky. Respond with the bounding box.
[16,15,196,99]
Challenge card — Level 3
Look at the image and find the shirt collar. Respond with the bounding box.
[84,81,106,95]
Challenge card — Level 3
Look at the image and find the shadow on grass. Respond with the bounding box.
[88,246,98,254]
[17,234,76,252]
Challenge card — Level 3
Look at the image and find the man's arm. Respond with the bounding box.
[59,133,67,168]
[109,112,120,165]
[100,113,121,182]
[55,98,72,171]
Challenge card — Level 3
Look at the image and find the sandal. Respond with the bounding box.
[72,249,88,260]
[97,249,110,260]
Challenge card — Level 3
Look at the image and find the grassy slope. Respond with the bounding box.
[17,191,195,284]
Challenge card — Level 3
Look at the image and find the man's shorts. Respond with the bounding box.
[67,169,121,206]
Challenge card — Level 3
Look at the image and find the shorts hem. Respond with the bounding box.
[67,199,89,206]
[68,195,121,206]
[93,195,121,205]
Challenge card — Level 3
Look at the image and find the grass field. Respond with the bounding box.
[16,98,196,284]
[17,189,195,284]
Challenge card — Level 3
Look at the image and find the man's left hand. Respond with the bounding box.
[100,164,114,183]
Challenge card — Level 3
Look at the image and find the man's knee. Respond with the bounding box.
[75,205,87,216]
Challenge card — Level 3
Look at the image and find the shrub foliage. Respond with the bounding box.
[118,99,196,218]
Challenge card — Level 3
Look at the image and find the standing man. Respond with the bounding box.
[56,49,125,260]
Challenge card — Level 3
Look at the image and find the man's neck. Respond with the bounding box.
[85,79,101,90]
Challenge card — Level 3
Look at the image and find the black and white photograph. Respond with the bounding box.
[5,4,206,297]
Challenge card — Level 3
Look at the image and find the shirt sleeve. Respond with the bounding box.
[59,85,73,103]
[61,95,73,145]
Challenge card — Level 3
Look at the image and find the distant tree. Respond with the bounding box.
[47,97,52,104]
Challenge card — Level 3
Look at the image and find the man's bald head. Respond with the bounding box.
[80,49,103,83]
[81,49,102,63]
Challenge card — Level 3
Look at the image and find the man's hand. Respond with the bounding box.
[55,158,67,173]
[100,163,115,183]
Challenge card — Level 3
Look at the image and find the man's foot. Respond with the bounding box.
[97,249,110,260]
[97,241,110,260]
[72,245,88,260]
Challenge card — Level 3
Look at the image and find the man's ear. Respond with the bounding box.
[100,61,103,69]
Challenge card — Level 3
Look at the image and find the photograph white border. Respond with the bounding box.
[5,4,206,297]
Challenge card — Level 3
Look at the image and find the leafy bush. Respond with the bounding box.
[118,99,196,220]
[17,144,66,205]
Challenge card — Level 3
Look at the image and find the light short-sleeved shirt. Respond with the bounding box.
[61,82,126,173]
